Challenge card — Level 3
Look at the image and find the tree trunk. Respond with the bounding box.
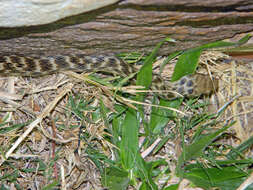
[1,0,253,56]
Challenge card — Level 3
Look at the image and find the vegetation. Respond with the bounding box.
[0,35,253,189]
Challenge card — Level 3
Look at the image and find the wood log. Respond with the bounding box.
[0,0,253,56]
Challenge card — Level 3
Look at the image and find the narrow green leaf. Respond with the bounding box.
[197,34,251,50]
[102,167,129,190]
[150,98,182,134]
[171,34,252,81]
[139,182,153,190]
[159,51,182,74]
[99,99,110,128]
[177,122,234,175]
[41,181,59,190]
[163,184,179,190]
[153,136,170,154]
[0,122,28,134]
[184,166,248,190]
[223,44,253,53]
[137,37,168,94]
[227,135,253,159]
[238,34,252,44]
[120,108,139,170]
[184,159,253,171]
[171,48,202,81]
[136,37,169,128]
[0,184,9,190]
[136,154,158,190]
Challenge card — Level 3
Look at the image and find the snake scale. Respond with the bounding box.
[0,53,218,99]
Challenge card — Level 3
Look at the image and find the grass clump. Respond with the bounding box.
[0,35,253,189]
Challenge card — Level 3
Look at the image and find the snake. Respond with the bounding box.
[0,53,218,99]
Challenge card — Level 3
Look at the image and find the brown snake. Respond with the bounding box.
[0,53,218,99]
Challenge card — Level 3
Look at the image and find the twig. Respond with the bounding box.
[0,83,74,166]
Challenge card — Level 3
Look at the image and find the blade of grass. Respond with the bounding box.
[120,108,139,171]
[184,166,249,190]
[176,121,235,176]
[119,108,158,189]
[171,34,251,81]
[150,98,182,135]
[136,37,174,101]
[136,154,158,190]
[102,167,129,190]
[159,51,182,74]
[171,48,202,81]
[227,135,253,159]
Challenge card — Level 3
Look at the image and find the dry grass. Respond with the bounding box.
[0,51,252,189]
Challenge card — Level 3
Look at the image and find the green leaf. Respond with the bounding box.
[163,184,179,190]
[136,37,170,134]
[184,166,249,190]
[237,34,252,44]
[159,51,182,74]
[120,108,139,170]
[117,52,146,64]
[227,135,253,159]
[111,105,127,149]
[0,169,19,182]
[139,182,153,190]
[0,122,28,134]
[171,48,202,81]
[102,167,129,190]
[85,147,117,174]
[146,159,168,177]
[136,154,158,190]
[0,184,9,190]
[223,44,253,54]
[136,37,168,100]
[184,159,253,171]
[176,122,234,176]
[150,98,182,134]
[119,109,158,189]
[41,181,59,190]
[171,34,252,81]
[99,99,110,128]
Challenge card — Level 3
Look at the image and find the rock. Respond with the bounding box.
[0,0,119,27]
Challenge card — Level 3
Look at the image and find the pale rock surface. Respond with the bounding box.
[0,0,119,27]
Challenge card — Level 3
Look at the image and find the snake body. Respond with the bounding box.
[0,53,218,99]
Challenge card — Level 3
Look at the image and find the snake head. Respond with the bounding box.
[152,73,219,100]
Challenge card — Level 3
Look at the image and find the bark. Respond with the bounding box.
[1,0,253,56]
